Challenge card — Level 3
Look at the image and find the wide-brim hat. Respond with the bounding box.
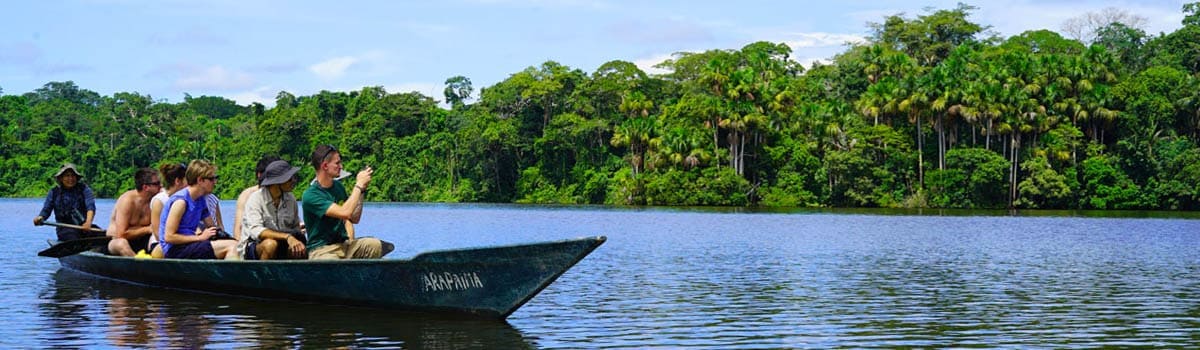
[53,163,83,179]
[260,160,301,186]
[310,169,353,186]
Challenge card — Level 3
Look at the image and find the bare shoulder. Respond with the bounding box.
[115,190,139,207]
[239,186,258,198]
[237,186,259,204]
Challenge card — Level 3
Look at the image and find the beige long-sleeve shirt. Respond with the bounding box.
[237,188,301,258]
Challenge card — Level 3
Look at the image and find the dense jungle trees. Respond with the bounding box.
[4,3,1200,210]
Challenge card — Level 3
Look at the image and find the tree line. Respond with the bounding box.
[3,3,1200,209]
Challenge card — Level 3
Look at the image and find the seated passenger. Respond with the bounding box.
[148,162,188,259]
[302,145,382,259]
[106,167,160,256]
[237,160,306,260]
[160,160,236,259]
[235,155,281,242]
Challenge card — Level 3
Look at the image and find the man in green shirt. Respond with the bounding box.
[301,144,382,259]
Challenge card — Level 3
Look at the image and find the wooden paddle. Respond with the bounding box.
[39,221,106,233]
[38,236,111,257]
[36,221,110,258]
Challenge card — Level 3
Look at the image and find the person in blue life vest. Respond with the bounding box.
[160,160,236,259]
[301,145,382,259]
[34,163,104,241]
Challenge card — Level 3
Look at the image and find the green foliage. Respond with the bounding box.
[824,148,882,207]
[868,3,987,66]
[642,167,749,206]
[6,3,1200,211]
[760,136,821,207]
[1015,156,1072,208]
[1148,141,1200,209]
[927,148,1008,208]
[1078,152,1144,209]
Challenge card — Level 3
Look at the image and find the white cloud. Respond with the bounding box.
[174,65,255,90]
[309,56,358,80]
[781,32,866,49]
[227,86,277,107]
[632,53,674,75]
[781,32,865,68]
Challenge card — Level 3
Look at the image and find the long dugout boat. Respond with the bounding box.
[56,236,606,319]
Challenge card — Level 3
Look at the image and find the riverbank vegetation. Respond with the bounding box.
[4,3,1200,209]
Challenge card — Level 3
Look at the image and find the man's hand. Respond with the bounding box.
[286,235,307,258]
[355,166,374,188]
[33,216,44,226]
[82,222,93,231]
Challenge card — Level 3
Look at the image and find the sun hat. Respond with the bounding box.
[260,160,301,187]
[53,163,83,179]
[309,169,353,186]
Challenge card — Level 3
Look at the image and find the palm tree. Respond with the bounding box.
[611,116,656,177]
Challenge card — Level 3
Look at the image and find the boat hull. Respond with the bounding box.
[58,236,605,319]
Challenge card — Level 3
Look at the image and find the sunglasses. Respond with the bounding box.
[203,176,219,181]
[317,144,339,164]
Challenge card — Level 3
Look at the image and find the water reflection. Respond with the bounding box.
[17,200,1200,348]
[38,270,97,348]
[42,269,535,349]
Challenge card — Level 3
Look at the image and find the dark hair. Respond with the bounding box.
[159,162,187,188]
[134,167,157,190]
[256,154,282,183]
[311,144,338,169]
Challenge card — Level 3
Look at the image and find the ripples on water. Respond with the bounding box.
[514,214,1200,349]
[3,199,1200,348]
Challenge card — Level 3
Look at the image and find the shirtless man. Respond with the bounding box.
[107,168,161,256]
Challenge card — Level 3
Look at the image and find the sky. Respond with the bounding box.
[0,0,1189,107]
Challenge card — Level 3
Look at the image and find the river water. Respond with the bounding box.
[2,198,1199,348]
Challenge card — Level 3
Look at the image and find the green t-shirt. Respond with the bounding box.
[302,179,349,251]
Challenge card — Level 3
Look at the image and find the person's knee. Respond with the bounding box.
[259,239,279,259]
[108,238,132,256]
[261,239,278,251]
[353,238,383,258]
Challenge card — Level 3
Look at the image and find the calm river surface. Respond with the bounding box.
[2,198,1199,348]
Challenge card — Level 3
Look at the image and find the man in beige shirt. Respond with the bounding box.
[237,160,306,260]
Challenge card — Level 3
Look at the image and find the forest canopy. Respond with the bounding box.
[4,3,1200,210]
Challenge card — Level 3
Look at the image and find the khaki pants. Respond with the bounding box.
[308,238,383,260]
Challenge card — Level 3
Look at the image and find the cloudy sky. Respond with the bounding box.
[0,0,1188,106]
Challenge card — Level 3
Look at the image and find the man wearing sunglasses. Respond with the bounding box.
[107,167,161,256]
[301,144,383,259]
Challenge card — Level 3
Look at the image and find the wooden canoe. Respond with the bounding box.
[57,236,606,319]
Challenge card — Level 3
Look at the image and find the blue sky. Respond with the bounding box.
[0,0,1188,107]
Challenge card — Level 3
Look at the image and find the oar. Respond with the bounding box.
[38,236,111,257]
[39,221,106,233]
[36,221,110,258]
